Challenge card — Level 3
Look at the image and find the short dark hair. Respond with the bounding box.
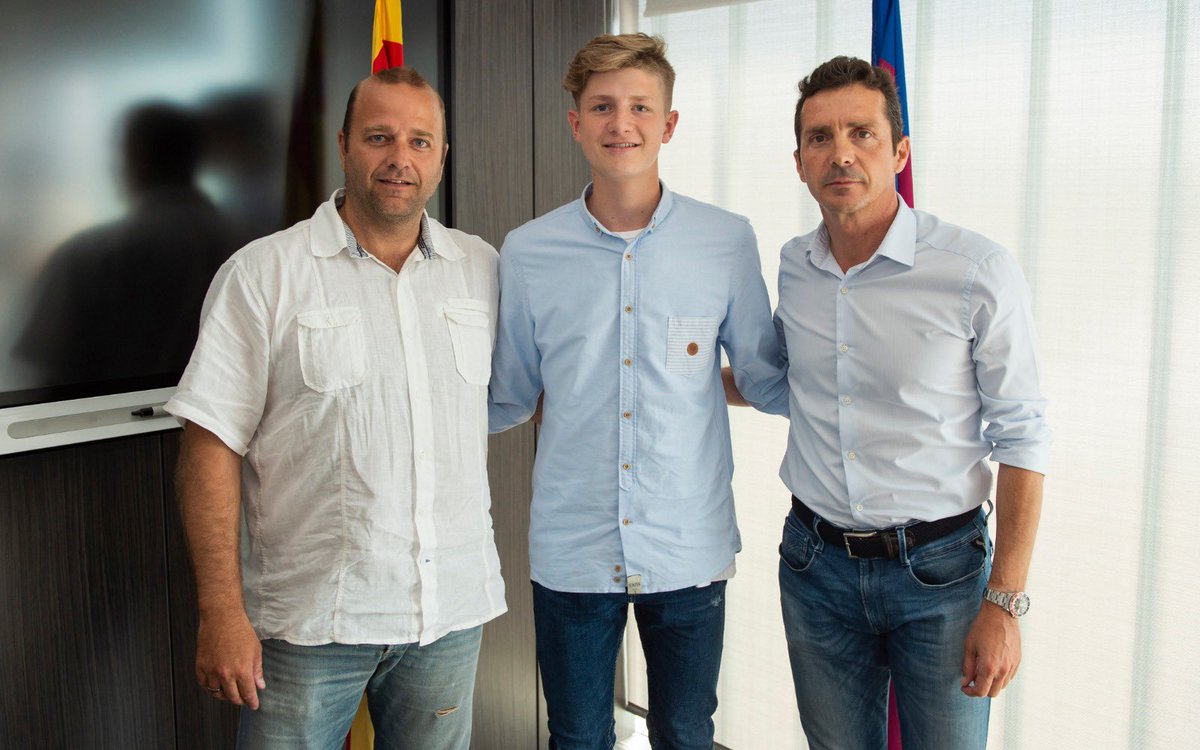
[794,56,904,151]
[341,67,446,151]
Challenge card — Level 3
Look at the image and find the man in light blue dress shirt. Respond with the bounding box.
[772,56,1051,749]
[488,33,787,750]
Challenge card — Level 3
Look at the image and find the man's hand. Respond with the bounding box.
[195,611,266,709]
[960,602,1021,698]
[721,367,750,406]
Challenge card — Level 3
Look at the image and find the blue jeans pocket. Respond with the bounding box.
[905,524,988,589]
[779,514,818,573]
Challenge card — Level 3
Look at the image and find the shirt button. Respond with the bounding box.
[613,576,622,583]
[624,305,633,313]
[622,463,631,471]
[842,396,852,405]
[623,411,632,419]
[623,518,632,526]
[840,286,849,295]
[623,358,632,366]
[839,344,849,353]
[847,451,857,461]
[856,504,864,512]
[614,565,622,572]
[625,253,633,260]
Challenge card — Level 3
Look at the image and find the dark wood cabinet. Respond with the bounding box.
[0,432,240,749]
[0,434,178,748]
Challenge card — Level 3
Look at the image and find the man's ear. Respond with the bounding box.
[893,135,911,173]
[567,109,582,142]
[795,149,807,183]
[661,110,679,144]
[337,130,348,171]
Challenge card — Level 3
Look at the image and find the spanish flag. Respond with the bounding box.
[372,0,404,73]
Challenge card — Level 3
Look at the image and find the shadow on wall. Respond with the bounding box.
[13,100,240,388]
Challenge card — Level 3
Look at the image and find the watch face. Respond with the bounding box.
[1010,593,1031,617]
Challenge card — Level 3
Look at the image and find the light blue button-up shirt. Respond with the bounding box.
[775,199,1050,529]
[489,183,787,594]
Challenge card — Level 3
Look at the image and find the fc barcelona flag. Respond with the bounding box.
[873,5,912,745]
[372,0,405,73]
[872,0,913,207]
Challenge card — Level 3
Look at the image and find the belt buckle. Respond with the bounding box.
[843,531,877,559]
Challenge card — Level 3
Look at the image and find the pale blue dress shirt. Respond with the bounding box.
[775,199,1050,529]
[489,183,787,594]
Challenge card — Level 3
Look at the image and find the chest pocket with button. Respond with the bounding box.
[296,307,368,392]
[666,316,720,375]
[444,298,492,385]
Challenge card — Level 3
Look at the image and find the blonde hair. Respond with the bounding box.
[563,33,676,108]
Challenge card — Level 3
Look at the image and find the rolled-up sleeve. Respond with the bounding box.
[969,249,1051,474]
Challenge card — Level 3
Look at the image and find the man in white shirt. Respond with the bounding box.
[167,68,505,749]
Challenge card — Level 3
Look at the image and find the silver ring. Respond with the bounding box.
[205,686,222,693]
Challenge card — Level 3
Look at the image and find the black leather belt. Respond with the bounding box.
[790,496,979,559]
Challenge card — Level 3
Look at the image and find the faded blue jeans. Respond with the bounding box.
[532,580,727,750]
[236,625,482,750]
[779,507,992,750]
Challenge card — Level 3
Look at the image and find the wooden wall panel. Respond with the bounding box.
[532,0,606,218]
[0,435,174,749]
[453,2,538,747]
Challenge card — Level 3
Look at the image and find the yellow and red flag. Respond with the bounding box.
[372,0,404,73]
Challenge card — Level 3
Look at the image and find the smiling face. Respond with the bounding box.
[338,78,446,228]
[795,83,909,225]
[567,67,678,190]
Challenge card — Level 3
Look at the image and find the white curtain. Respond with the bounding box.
[621,1,1200,747]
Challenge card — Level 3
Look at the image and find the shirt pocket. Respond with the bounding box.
[295,307,367,392]
[444,298,492,386]
[666,316,720,376]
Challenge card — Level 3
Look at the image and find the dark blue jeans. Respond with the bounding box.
[779,508,992,750]
[532,580,727,750]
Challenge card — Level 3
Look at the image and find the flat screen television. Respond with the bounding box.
[0,0,445,454]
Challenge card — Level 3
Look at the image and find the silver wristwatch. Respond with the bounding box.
[983,588,1030,618]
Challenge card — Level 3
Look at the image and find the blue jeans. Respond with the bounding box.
[778,507,992,750]
[236,626,482,750]
[532,581,727,750]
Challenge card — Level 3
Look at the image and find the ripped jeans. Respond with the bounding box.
[237,626,482,750]
[532,580,727,750]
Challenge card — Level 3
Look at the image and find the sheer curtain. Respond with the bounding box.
[619,1,1200,747]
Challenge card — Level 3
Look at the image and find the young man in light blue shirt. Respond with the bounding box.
[488,33,786,750]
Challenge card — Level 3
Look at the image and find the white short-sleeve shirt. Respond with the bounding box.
[167,190,506,646]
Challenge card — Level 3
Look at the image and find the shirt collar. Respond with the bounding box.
[577,180,676,239]
[311,188,457,261]
[808,194,916,270]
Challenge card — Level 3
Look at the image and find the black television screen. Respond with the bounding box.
[0,0,444,453]
[0,0,312,409]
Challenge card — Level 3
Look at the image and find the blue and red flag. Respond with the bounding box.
[873,7,912,746]
[872,0,913,207]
